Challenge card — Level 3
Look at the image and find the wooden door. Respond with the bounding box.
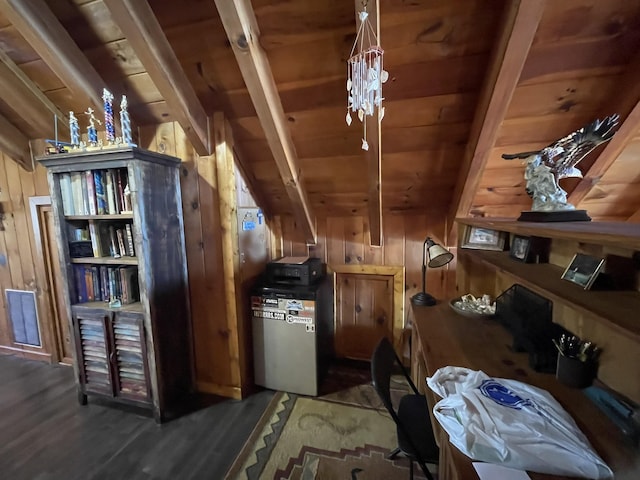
[42,207,74,364]
[110,312,151,404]
[335,273,394,360]
[72,310,113,397]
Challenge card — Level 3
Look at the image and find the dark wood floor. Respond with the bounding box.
[0,354,274,480]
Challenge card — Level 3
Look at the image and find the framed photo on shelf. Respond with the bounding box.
[461,226,507,251]
[509,235,531,262]
[561,253,605,290]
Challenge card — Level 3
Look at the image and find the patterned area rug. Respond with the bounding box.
[225,362,434,479]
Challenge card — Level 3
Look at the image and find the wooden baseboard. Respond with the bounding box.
[196,380,244,399]
[0,345,52,362]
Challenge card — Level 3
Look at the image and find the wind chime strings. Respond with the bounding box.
[346,5,387,151]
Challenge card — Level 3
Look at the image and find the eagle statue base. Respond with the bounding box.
[518,210,591,222]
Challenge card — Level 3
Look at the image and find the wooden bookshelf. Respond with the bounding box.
[39,147,193,422]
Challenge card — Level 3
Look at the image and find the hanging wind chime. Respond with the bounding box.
[346,3,388,151]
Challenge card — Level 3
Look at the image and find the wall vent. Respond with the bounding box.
[6,289,41,347]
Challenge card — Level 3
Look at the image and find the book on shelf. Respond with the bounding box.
[94,170,107,215]
[125,223,135,256]
[105,170,116,215]
[88,222,103,257]
[73,265,89,303]
[119,265,139,304]
[85,171,97,215]
[116,170,125,214]
[87,221,136,259]
[108,225,121,258]
[61,168,131,217]
[59,173,74,216]
[80,173,89,216]
[74,263,139,305]
[116,228,127,257]
[70,172,84,215]
[100,266,109,301]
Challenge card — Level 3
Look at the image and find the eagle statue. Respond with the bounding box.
[502,114,620,213]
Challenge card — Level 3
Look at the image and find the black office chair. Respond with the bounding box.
[371,337,438,480]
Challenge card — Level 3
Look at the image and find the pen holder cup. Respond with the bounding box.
[556,355,597,389]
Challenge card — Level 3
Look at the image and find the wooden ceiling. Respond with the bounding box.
[0,0,639,243]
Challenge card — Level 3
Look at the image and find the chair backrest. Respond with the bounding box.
[371,337,420,420]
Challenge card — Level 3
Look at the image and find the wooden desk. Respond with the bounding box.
[411,302,640,480]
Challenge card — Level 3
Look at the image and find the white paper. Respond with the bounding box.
[472,462,531,480]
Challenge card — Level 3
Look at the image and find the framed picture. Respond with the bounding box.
[561,253,605,290]
[509,235,531,262]
[461,226,507,251]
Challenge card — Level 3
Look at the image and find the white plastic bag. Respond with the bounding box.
[426,366,613,479]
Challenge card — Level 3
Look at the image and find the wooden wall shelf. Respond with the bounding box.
[455,216,640,405]
[459,249,640,341]
[457,217,640,250]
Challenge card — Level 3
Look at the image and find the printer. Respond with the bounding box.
[265,256,326,286]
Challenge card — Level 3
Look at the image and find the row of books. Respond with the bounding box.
[73,265,139,305]
[68,222,135,258]
[60,168,132,216]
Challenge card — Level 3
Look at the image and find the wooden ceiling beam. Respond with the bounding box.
[0,0,104,110]
[0,49,68,138]
[568,54,640,208]
[447,0,545,235]
[353,0,382,247]
[214,0,317,244]
[0,112,33,171]
[102,0,211,156]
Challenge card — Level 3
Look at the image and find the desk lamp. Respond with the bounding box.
[411,237,454,306]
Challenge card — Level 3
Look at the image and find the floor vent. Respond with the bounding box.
[6,289,41,347]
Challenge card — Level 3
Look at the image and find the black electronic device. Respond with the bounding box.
[266,256,326,286]
[69,240,93,258]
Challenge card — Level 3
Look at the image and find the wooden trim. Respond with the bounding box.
[0,344,52,362]
[214,111,245,390]
[102,0,211,156]
[28,196,60,362]
[268,215,283,260]
[0,0,104,110]
[214,0,317,244]
[329,264,405,352]
[196,380,243,400]
[448,0,545,233]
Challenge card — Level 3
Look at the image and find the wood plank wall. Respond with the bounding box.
[0,152,53,361]
[273,213,457,327]
[137,118,258,399]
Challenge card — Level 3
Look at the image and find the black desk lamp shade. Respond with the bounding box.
[411,237,454,306]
